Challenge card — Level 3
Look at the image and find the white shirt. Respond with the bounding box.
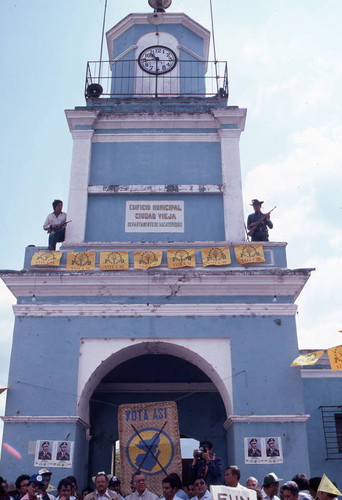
[43,211,67,230]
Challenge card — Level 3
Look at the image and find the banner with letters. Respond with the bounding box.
[31,252,62,266]
[211,485,257,500]
[118,401,181,496]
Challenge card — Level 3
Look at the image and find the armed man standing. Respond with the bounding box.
[247,199,275,242]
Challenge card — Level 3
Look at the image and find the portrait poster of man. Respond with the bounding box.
[118,401,182,496]
[244,437,283,464]
[34,440,53,467]
[55,441,73,466]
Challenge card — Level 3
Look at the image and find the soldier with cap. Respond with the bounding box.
[38,442,52,461]
[247,199,273,242]
[248,438,261,457]
[56,442,70,461]
[262,473,283,500]
[266,438,280,457]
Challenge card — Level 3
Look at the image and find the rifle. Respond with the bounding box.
[247,207,276,237]
[47,220,72,234]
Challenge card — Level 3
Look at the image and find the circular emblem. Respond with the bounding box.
[126,427,174,475]
[105,252,125,265]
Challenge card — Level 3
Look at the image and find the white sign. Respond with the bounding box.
[211,486,257,500]
[125,201,184,233]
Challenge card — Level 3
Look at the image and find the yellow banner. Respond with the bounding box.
[134,250,162,270]
[100,251,129,270]
[201,247,231,266]
[290,350,324,367]
[327,345,342,371]
[31,252,62,266]
[234,244,265,265]
[66,252,96,271]
[167,248,196,269]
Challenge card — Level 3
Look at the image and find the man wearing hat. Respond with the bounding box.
[21,475,45,500]
[84,473,119,500]
[316,474,341,500]
[248,438,261,457]
[266,438,280,457]
[247,199,273,242]
[262,473,283,500]
[38,442,52,461]
[108,478,124,500]
[38,470,55,500]
[57,442,70,461]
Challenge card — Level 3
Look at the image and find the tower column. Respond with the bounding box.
[220,129,245,241]
[65,129,94,243]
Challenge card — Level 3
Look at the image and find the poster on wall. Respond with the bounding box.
[34,440,74,468]
[244,437,283,464]
[118,401,182,496]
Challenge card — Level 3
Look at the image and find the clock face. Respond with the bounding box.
[138,45,177,75]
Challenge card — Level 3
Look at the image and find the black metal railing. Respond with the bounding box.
[85,59,228,99]
[320,406,342,459]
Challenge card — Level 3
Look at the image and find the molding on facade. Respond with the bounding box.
[3,270,311,300]
[92,133,219,143]
[88,184,223,195]
[301,369,342,378]
[224,414,310,429]
[95,382,217,393]
[13,303,297,317]
[1,415,89,429]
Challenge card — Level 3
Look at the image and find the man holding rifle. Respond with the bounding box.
[43,199,68,250]
[247,199,274,242]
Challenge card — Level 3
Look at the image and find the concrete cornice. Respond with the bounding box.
[1,270,311,299]
[224,414,310,429]
[13,303,298,318]
[301,369,342,378]
[65,109,99,132]
[1,415,89,429]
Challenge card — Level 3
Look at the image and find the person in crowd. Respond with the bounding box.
[21,475,45,500]
[43,200,67,250]
[247,199,273,242]
[309,478,322,500]
[192,478,211,500]
[160,476,181,500]
[38,469,55,500]
[190,441,222,487]
[291,475,312,500]
[80,489,93,500]
[56,479,72,500]
[65,477,81,500]
[261,474,283,500]
[14,476,30,500]
[224,466,249,491]
[165,474,188,500]
[247,478,259,491]
[108,478,124,500]
[125,473,158,500]
[1,478,13,500]
[84,473,118,500]
[184,484,195,499]
[282,482,299,500]
[316,475,341,500]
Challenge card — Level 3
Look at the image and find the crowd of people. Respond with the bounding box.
[0,456,340,500]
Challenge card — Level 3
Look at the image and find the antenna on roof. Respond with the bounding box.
[209,0,219,95]
[87,0,108,98]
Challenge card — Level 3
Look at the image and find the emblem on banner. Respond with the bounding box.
[31,252,62,266]
[126,426,174,475]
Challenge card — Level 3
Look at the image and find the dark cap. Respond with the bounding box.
[41,441,50,447]
[29,475,45,486]
[263,473,283,487]
[109,477,120,486]
[249,438,258,444]
[267,438,275,444]
[251,199,264,206]
[60,442,68,447]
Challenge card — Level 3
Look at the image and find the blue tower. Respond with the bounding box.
[1,0,318,490]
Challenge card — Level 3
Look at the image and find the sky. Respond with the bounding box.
[0,0,342,434]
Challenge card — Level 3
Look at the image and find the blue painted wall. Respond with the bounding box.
[89,142,222,186]
[85,193,225,242]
